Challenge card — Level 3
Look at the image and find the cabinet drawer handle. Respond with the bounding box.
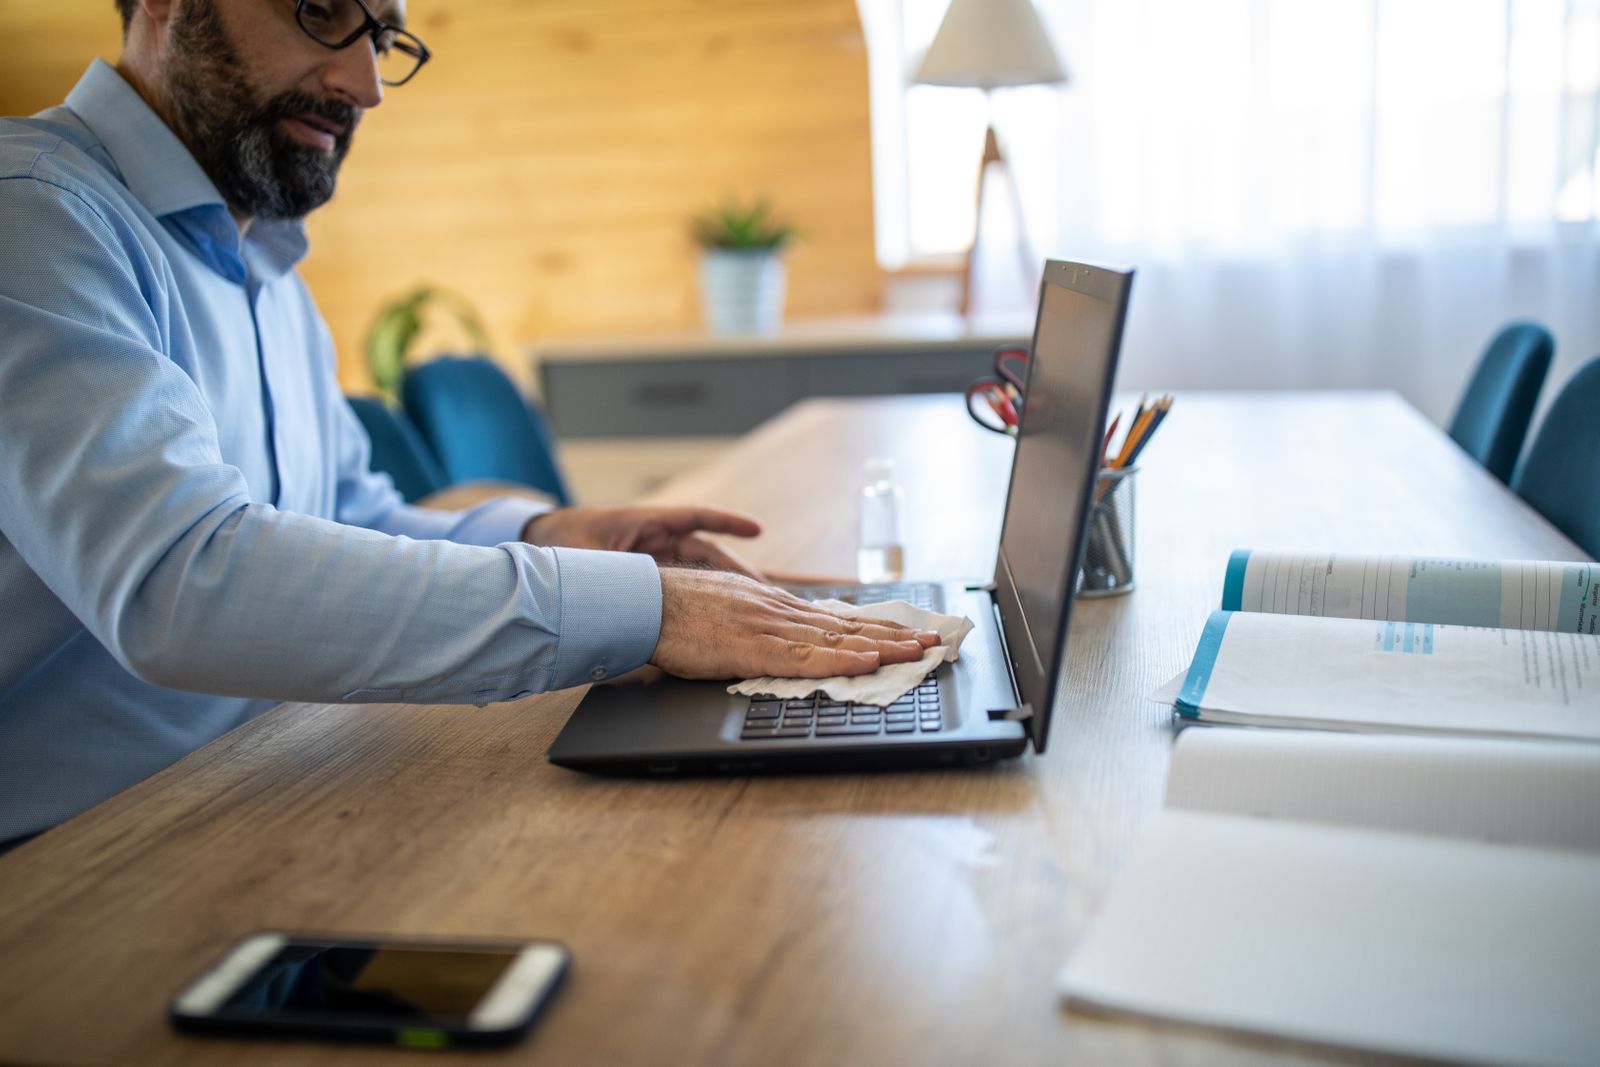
[631,382,709,407]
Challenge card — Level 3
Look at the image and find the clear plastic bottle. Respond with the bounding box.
[856,458,906,584]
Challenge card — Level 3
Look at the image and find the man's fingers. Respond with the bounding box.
[658,507,763,539]
[790,608,941,647]
[762,638,879,678]
[848,615,943,647]
[761,569,856,586]
[845,611,938,638]
[772,625,928,665]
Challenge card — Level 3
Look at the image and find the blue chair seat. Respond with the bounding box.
[401,355,573,506]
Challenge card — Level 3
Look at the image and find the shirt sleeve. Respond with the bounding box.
[0,174,662,703]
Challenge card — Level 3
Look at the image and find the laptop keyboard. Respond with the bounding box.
[739,582,944,742]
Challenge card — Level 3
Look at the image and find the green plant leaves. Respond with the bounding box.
[689,197,795,251]
[362,286,493,403]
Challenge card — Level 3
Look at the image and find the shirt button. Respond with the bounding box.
[589,666,608,681]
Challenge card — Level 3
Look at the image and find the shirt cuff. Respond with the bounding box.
[449,496,552,547]
[549,547,663,689]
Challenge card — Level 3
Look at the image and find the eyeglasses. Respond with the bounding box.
[294,0,431,87]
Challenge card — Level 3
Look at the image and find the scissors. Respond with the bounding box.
[965,345,1030,436]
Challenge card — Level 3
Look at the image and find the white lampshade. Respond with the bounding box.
[913,0,1067,89]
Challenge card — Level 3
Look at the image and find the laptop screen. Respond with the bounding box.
[991,261,1132,753]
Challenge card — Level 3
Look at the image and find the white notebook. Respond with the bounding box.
[1059,729,1600,1067]
[1173,551,1600,741]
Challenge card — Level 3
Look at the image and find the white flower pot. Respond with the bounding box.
[699,249,786,334]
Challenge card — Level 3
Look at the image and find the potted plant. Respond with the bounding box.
[364,286,492,403]
[690,198,795,334]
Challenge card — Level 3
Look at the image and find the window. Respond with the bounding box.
[860,0,1600,267]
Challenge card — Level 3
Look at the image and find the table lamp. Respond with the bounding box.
[914,0,1067,317]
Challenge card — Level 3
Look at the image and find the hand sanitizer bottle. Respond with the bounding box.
[857,458,906,584]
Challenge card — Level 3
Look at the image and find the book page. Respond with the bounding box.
[1059,810,1600,1067]
[1166,727,1600,853]
[1176,610,1600,742]
[1222,550,1598,633]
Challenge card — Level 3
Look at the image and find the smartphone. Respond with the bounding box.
[169,932,569,1049]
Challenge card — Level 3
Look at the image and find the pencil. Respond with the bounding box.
[1123,396,1172,468]
[1112,406,1156,469]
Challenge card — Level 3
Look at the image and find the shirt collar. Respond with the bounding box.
[66,58,227,219]
[63,59,309,280]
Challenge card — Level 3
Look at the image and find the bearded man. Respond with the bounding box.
[0,0,938,850]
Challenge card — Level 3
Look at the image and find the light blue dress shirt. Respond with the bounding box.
[0,61,663,843]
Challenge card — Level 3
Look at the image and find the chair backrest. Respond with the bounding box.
[1512,355,1600,559]
[401,355,573,506]
[346,395,447,504]
[1447,322,1554,483]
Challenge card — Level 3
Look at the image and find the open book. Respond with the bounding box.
[1174,551,1600,741]
[1059,728,1600,1067]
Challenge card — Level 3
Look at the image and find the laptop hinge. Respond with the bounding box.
[989,704,1033,723]
[983,595,1033,727]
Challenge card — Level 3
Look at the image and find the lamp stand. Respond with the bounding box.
[959,121,1040,319]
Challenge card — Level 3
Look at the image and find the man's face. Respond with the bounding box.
[160,0,398,220]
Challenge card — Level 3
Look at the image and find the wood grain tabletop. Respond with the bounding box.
[0,392,1584,1066]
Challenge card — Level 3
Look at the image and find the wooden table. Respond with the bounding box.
[0,393,1585,1066]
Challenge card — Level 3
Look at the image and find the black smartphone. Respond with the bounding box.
[169,932,569,1049]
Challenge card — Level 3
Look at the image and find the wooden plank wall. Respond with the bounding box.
[0,0,881,392]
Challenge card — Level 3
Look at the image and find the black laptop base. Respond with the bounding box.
[547,735,1028,777]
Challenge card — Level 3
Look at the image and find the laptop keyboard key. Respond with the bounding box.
[817,723,881,736]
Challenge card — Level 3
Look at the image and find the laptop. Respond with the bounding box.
[548,259,1134,775]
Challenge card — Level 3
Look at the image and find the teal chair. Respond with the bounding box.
[1448,323,1554,483]
[401,356,574,506]
[1512,355,1600,558]
[346,395,448,503]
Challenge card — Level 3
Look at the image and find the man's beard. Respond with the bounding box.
[163,0,358,220]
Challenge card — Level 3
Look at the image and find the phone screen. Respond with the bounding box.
[222,942,520,1022]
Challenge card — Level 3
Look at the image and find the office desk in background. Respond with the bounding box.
[0,393,1586,1066]
[530,313,1031,503]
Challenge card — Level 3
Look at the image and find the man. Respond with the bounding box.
[0,0,939,848]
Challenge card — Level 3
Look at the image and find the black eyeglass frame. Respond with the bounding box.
[293,0,432,87]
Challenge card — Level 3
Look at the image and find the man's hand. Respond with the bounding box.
[524,505,765,579]
[650,568,941,680]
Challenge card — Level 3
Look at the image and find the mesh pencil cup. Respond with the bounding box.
[1077,466,1136,597]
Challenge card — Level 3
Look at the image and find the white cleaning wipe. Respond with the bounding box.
[727,599,975,707]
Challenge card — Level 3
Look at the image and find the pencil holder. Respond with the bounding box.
[1077,466,1136,597]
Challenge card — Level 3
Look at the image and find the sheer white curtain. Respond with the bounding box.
[863,0,1600,426]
